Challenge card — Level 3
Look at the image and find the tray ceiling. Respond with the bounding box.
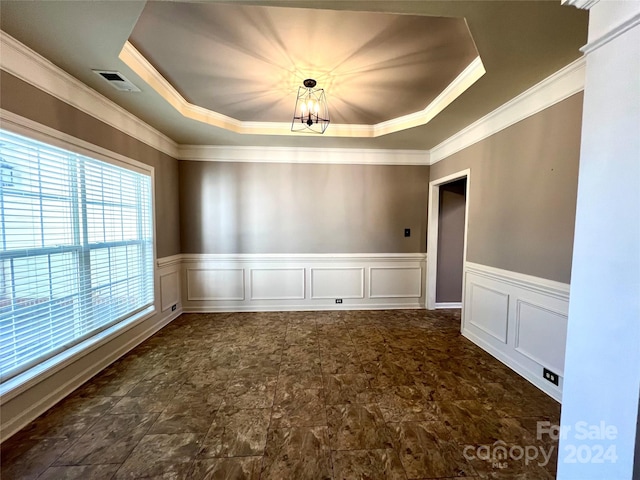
[0,1,588,149]
[128,3,480,134]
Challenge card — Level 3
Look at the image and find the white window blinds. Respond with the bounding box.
[0,129,154,383]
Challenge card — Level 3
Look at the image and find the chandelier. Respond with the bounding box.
[291,79,330,134]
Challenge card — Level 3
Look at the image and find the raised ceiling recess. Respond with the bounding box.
[124,3,484,137]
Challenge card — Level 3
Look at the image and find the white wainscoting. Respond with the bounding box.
[311,268,364,300]
[160,270,180,312]
[462,262,570,401]
[251,268,306,301]
[186,268,245,301]
[179,253,426,312]
[0,255,184,443]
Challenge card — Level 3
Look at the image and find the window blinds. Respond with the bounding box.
[0,129,154,383]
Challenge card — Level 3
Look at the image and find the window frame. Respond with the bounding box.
[0,113,157,400]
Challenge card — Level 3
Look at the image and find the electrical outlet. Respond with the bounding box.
[171,304,177,312]
[543,368,559,386]
[335,299,343,304]
[404,228,411,237]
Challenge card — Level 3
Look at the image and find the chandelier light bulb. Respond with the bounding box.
[291,78,330,134]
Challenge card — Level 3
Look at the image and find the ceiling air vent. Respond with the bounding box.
[92,70,141,92]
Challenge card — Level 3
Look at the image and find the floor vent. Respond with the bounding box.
[92,70,141,92]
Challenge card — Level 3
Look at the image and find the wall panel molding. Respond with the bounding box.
[311,268,365,300]
[160,271,180,312]
[514,300,568,375]
[179,253,426,311]
[369,267,422,298]
[250,268,305,300]
[186,268,245,301]
[462,262,570,402]
[467,283,509,343]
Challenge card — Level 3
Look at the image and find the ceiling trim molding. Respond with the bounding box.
[373,57,485,137]
[120,41,485,138]
[177,145,429,166]
[0,31,179,159]
[429,56,586,165]
[561,0,600,10]
[1,30,585,168]
[580,12,640,54]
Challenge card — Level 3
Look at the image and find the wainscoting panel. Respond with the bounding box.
[463,262,570,401]
[369,267,422,298]
[157,256,182,314]
[180,253,426,311]
[515,300,568,376]
[467,283,509,343]
[186,268,245,301]
[250,268,305,300]
[160,271,180,312]
[311,268,365,299]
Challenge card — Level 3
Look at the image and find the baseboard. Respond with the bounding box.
[434,302,462,309]
[462,328,562,402]
[183,303,424,313]
[0,307,182,443]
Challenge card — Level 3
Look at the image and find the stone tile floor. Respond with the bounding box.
[1,310,561,479]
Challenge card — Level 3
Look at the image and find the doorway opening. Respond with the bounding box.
[426,169,470,313]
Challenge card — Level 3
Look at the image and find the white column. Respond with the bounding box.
[559,1,640,479]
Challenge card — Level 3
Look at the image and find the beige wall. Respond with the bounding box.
[0,72,181,258]
[0,71,581,276]
[430,93,583,284]
[179,161,429,254]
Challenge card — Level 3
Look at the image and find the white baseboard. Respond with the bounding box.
[184,303,424,313]
[462,262,569,401]
[462,328,561,403]
[434,302,462,309]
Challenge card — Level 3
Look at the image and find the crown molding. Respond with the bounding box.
[177,144,429,166]
[0,31,179,159]
[120,41,484,139]
[561,0,600,10]
[2,30,585,168]
[580,12,640,54]
[373,56,485,137]
[429,56,586,164]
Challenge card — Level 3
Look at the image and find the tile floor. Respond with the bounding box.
[1,310,561,479]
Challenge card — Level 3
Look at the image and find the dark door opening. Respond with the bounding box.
[435,178,467,305]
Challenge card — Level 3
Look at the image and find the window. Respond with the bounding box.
[0,129,154,383]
